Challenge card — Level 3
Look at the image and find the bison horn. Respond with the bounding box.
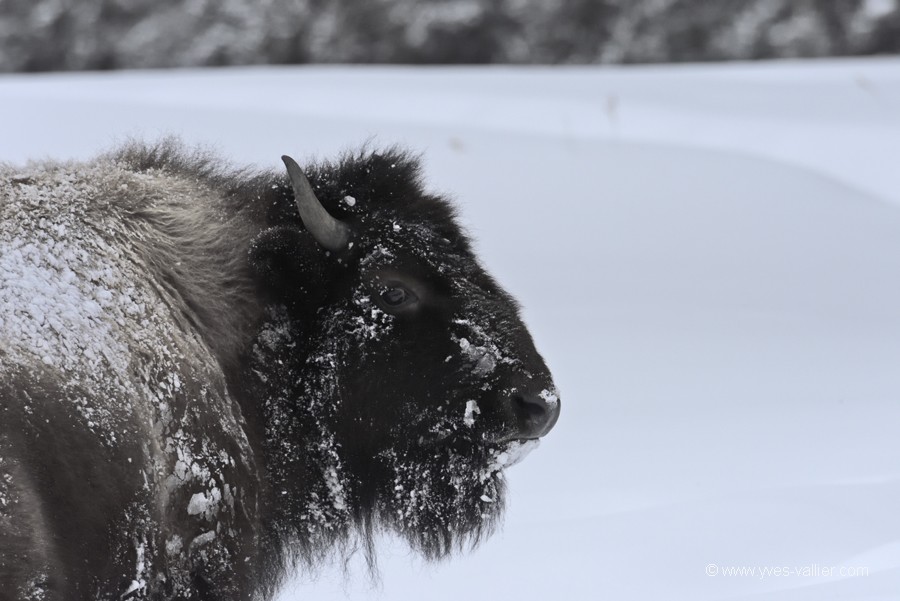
[281,155,351,253]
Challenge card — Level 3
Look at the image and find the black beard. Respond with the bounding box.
[250,307,539,575]
[373,437,507,560]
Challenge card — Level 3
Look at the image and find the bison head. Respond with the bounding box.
[249,149,559,563]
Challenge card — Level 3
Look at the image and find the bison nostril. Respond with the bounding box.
[513,395,546,420]
[509,391,560,439]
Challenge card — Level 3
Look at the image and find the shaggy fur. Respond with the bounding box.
[0,139,558,601]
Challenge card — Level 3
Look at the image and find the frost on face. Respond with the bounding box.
[456,337,497,377]
[358,243,394,269]
[463,400,480,427]
[451,318,518,382]
[488,439,540,470]
[539,387,560,407]
[347,291,393,342]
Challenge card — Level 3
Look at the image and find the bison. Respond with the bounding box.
[0,140,560,600]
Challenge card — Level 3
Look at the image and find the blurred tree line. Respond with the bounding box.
[0,0,897,71]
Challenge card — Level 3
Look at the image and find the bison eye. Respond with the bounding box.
[381,286,415,307]
[371,274,423,313]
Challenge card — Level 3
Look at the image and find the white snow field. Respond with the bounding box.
[2,57,900,600]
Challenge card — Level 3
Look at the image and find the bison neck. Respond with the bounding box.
[127,174,270,374]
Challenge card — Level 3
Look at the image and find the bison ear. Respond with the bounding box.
[282,155,352,254]
[249,226,332,305]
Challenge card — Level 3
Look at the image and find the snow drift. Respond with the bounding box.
[1,57,898,600]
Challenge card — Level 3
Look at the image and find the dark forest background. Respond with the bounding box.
[1,0,898,72]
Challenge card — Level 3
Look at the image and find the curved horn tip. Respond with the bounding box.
[281,155,310,185]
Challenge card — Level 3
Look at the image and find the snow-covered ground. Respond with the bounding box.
[2,58,899,600]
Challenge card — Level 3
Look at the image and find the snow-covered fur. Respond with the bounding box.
[0,140,558,601]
